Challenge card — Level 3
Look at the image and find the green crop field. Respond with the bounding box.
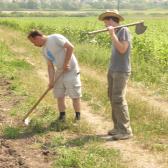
[0,14,168,167]
[0,16,167,96]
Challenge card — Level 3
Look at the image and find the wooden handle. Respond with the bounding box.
[23,72,63,121]
[88,21,144,35]
[23,87,51,121]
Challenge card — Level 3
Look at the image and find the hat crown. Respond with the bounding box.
[98,9,124,21]
[106,9,119,14]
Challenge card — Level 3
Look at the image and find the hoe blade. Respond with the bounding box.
[135,23,147,35]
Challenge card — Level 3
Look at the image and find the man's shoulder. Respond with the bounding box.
[48,34,66,40]
[117,27,131,42]
[118,27,130,34]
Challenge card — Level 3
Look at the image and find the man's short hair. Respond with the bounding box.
[27,30,43,38]
[103,16,120,23]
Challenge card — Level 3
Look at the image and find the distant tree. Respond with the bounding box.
[0,2,5,10]
[60,0,80,10]
[156,1,168,9]
[50,0,62,9]
[17,2,26,9]
[26,0,39,9]
[89,0,104,9]
[0,0,167,11]
[132,4,147,10]
[40,2,50,9]
[38,0,48,9]
[9,2,20,10]
[103,0,116,9]
[0,2,20,10]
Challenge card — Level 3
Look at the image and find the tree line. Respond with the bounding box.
[0,0,167,11]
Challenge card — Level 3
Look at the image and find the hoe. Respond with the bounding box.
[87,21,147,35]
[22,72,63,126]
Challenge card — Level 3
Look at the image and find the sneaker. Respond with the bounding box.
[108,129,118,135]
[112,133,133,140]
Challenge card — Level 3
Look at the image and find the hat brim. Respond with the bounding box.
[99,12,124,22]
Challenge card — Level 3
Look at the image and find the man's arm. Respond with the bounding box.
[108,26,129,55]
[63,42,74,72]
[47,60,55,89]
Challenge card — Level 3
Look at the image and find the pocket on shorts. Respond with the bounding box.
[64,72,81,89]
[73,73,81,87]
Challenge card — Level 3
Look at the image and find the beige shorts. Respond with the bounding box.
[53,70,82,99]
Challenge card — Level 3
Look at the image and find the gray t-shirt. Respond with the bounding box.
[42,34,79,72]
[109,27,131,73]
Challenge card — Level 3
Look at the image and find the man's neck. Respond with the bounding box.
[43,36,48,46]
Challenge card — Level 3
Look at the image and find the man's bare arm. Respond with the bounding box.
[63,42,74,72]
[47,60,55,89]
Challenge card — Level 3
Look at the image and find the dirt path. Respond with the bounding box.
[0,139,28,168]
[0,73,166,168]
[81,101,167,168]
[34,65,167,168]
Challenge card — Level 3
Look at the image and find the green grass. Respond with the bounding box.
[0,20,167,166]
[2,126,22,139]
[75,40,168,98]
[47,135,125,168]
[82,71,168,153]
[81,73,168,153]
[81,73,110,118]
[0,27,127,168]
[54,145,124,168]
[128,97,168,152]
[1,25,167,151]
[75,43,110,70]
[0,17,167,95]
[0,39,92,137]
[8,59,33,70]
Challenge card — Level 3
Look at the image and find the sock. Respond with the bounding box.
[60,112,65,116]
[75,112,80,117]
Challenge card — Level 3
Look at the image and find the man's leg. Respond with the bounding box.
[53,71,66,121]
[57,97,66,121]
[64,70,82,121]
[72,98,81,120]
[107,70,118,135]
[111,72,133,140]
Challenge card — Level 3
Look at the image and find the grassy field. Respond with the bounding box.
[0,16,167,97]
[0,8,168,17]
[0,16,167,128]
[0,32,126,168]
[0,14,168,167]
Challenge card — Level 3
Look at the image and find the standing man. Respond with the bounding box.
[28,30,81,121]
[99,10,133,140]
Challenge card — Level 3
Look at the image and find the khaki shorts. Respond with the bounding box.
[53,70,82,99]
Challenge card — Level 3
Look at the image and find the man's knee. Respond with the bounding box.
[111,96,125,104]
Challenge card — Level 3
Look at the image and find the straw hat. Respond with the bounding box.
[98,10,124,21]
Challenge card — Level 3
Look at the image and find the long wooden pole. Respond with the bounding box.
[22,72,63,122]
[87,21,144,35]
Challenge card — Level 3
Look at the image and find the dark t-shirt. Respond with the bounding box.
[109,27,131,73]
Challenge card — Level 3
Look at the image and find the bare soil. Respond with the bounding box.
[0,77,54,168]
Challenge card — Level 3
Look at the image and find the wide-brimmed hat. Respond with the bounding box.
[98,10,124,22]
